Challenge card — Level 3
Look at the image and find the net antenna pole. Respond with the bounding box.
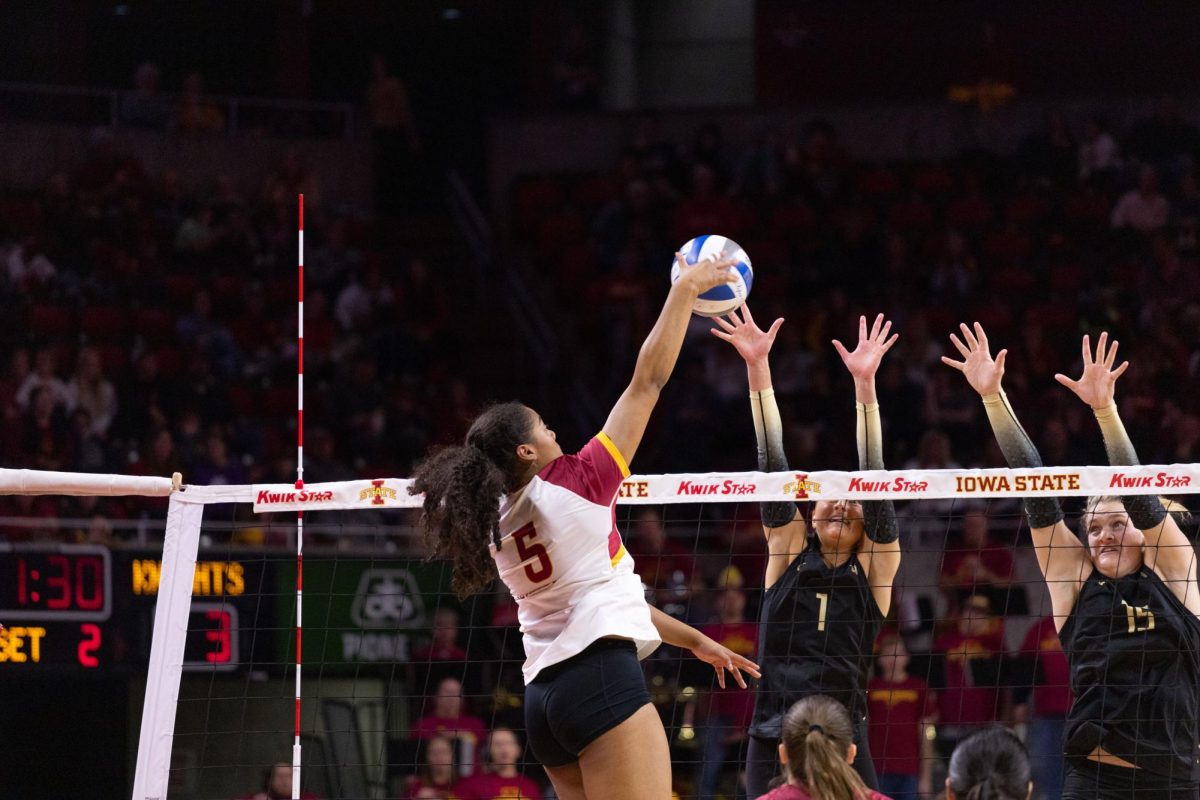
[293,193,305,800]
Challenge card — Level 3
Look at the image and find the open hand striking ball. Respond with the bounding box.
[671,234,753,317]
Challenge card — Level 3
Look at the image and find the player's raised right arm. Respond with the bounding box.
[711,306,806,568]
[942,322,1090,621]
[602,254,737,465]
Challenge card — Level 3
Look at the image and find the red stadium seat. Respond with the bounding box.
[82,306,130,340]
[26,304,74,337]
[164,275,201,309]
[855,166,900,200]
[912,164,955,197]
[1048,263,1086,293]
[94,343,130,378]
[512,176,566,239]
[134,308,176,342]
[571,174,618,215]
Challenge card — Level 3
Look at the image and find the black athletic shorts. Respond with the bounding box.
[524,638,650,768]
[1061,758,1200,800]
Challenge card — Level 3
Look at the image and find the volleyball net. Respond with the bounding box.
[2,463,1196,800]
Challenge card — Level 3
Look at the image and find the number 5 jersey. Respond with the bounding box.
[493,433,661,684]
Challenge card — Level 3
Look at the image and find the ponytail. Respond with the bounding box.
[779,696,868,800]
[947,727,1031,800]
[803,726,865,800]
[409,402,534,600]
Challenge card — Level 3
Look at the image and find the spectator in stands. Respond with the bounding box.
[673,163,741,242]
[932,593,1007,760]
[1111,165,1170,235]
[24,386,69,471]
[238,761,318,800]
[16,346,69,411]
[1017,110,1076,185]
[69,408,108,472]
[628,506,695,603]
[175,204,216,253]
[6,234,57,289]
[1011,616,1071,800]
[411,677,488,774]
[120,62,171,129]
[867,632,935,800]
[190,430,247,486]
[551,21,600,110]
[1078,116,1121,182]
[175,71,225,133]
[67,346,118,437]
[414,608,467,663]
[366,53,419,215]
[900,430,962,547]
[176,290,241,377]
[455,728,544,800]
[261,148,320,208]
[938,508,1013,610]
[696,567,758,800]
[1125,95,1200,177]
[403,735,462,799]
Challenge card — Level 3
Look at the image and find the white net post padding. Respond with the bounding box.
[0,468,173,497]
[131,497,205,800]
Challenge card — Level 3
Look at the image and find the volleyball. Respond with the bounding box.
[671,234,753,317]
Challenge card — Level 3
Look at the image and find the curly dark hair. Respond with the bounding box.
[408,402,533,599]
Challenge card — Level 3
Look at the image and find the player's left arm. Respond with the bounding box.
[603,253,737,464]
[1055,333,1200,609]
[833,314,902,614]
[647,605,761,689]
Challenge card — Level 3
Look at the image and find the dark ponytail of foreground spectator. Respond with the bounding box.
[946,727,1032,800]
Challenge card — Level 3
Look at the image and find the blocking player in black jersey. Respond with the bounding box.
[944,324,1200,799]
[713,309,903,796]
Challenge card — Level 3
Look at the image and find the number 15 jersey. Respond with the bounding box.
[493,433,661,684]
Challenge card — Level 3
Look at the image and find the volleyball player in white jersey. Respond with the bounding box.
[410,254,760,800]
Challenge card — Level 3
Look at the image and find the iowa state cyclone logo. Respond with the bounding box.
[358,479,398,506]
[783,473,821,499]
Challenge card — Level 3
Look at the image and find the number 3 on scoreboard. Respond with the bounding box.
[513,523,554,583]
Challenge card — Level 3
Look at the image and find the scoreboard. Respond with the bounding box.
[0,544,268,672]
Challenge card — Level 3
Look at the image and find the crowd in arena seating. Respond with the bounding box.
[0,130,471,543]
[5,95,1200,798]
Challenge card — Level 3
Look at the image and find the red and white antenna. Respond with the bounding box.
[293,193,305,800]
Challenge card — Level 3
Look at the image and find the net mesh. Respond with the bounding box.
[0,469,1195,799]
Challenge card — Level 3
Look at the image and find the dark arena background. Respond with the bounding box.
[1,2,1200,799]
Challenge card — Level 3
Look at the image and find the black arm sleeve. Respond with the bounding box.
[981,392,1064,529]
[752,388,799,528]
[1093,404,1167,529]
[857,401,898,543]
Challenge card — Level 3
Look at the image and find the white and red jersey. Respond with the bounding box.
[493,432,661,683]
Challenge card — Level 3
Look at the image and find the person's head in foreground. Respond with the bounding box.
[1082,495,1192,579]
[773,695,871,800]
[945,727,1032,800]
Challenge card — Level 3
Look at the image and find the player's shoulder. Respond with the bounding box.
[537,432,629,501]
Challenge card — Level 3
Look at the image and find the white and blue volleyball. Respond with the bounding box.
[671,235,753,317]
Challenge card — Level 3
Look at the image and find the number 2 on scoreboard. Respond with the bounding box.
[513,523,554,583]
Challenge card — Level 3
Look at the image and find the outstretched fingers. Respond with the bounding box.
[941,355,967,372]
[949,332,971,359]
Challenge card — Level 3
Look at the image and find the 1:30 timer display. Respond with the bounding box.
[0,545,112,621]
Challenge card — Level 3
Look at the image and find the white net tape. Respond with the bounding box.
[229,464,1200,512]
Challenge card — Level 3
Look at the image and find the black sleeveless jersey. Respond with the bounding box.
[749,534,885,737]
[1060,568,1200,781]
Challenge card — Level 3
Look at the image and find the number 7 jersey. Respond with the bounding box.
[492,433,662,684]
